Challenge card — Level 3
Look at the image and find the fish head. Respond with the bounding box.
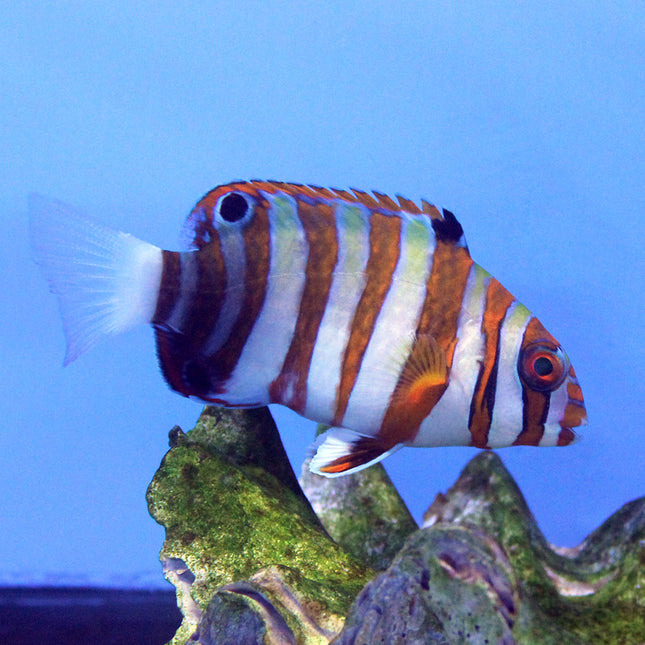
[509,314,587,447]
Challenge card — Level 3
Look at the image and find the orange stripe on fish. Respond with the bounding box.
[513,316,561,445]
[416,233,472,350]
[468,278,516,448]
[179,185,273,398]
[269,199,338,413]
[333,211,402,425]
[353,207,471,455]
[378,334,450,447]
[153,250,188,395]
[213,193,271,390]
[514,387,549,446]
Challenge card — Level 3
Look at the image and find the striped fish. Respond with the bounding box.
[30,181,587,476]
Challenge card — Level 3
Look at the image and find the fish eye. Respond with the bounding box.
[216,192,252,224]
[534,356,554,376]
[518,343,568,392]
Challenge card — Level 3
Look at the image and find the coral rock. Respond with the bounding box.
[146,407,371,644]
[148,410,645,644]
[300,425,418,572]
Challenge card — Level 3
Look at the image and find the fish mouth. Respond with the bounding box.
[557,428,576,446]
[558,399,587,445]
[563,399,587,429]
[562,366,587,432]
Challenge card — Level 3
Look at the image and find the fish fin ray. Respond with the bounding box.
[392,333,449,406]
[308,427,403,477]
[29,194,163,364]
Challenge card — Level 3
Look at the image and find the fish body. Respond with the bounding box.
[30,181,587,476]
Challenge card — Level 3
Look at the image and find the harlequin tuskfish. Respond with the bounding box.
[30,180,587,476]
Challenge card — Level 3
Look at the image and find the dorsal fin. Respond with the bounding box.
[182,180,468,251]
[421,199,442,219]
[396,195,422,214]
[330,187,355,201]
[372,191,399,211]
[349,188,379,209]
[306,184,336,200]
[431,208,466,247]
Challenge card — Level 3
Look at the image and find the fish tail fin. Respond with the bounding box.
[29,194,163,365]
[308,427,403,477]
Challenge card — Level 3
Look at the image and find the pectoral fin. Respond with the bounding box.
[392,333,449,407]
[309,427,403,477]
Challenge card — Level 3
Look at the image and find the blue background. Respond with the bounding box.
[1,2,643,586]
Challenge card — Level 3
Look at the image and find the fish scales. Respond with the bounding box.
[29,181,588,476]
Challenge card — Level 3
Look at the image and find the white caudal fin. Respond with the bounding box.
[29,194,163,365]
[308,427,403,477]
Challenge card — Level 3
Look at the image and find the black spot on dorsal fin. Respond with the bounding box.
[431,208,466,247]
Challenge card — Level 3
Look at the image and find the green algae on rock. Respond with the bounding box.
[337,524,518,645]
[420,451,645,645]
[334,453,645,644]
[148,408,645,644]
[146,406,372,644]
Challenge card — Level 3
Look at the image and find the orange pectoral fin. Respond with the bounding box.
[393,334,449,402]
[308,428,403,477]
[386,334,450,432]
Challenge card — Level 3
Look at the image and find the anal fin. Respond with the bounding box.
[308,428,402,478]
